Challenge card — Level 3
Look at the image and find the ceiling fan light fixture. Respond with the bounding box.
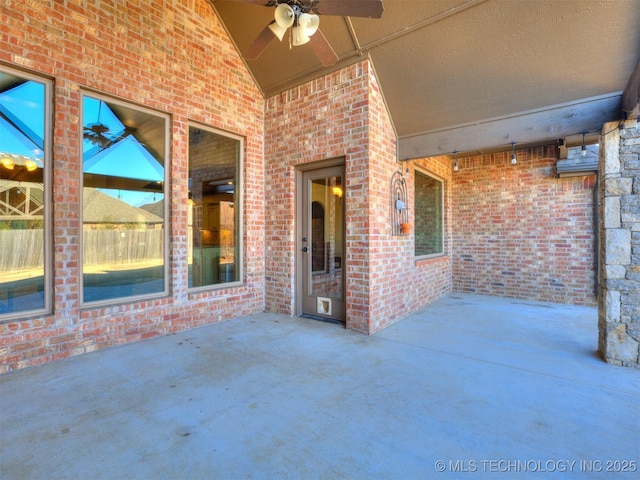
[241,0,379,62]
[273,3,294,29]
[299,13,320,37]
[292,24,310,46]
[292,13,319,46]
[268,20,289,41]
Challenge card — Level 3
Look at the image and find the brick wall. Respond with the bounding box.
[264,63,375,329]
[390,156,453,331]
[264,61,452,333]
[452,146,597,305]
[0,0,265,372]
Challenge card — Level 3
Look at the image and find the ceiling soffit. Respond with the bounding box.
[212,0,640,158]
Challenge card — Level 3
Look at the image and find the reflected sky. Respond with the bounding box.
[83,96,165,208]
[1,80,165,209]
[0,80,45,160]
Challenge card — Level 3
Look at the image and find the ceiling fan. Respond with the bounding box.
[230,0,384,67]
[84,123,137,150]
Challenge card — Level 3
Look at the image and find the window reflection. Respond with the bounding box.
[0,71,47,315]
[415,170,444,256]
[188,126,240,288]
[309,176,343,300]
[82,94,167,303]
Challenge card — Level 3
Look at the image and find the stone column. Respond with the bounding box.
[598,119,640,368]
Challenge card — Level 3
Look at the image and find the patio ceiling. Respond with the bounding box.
[211,0,640,158]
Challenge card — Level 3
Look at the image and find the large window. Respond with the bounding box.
[188,125,241,288]
[0,69,50,317]
[415,169,444,257]
[81,93,168,304]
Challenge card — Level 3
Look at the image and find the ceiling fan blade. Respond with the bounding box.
[243,24,276,60]
[310,30,339,67]
[316,0,384,18]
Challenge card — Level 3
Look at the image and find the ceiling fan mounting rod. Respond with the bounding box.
[273,0,318,14]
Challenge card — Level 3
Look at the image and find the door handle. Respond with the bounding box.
[301,246,309,252]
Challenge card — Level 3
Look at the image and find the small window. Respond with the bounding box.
[81,93,169,304]
[0,68,50,317]
[415,169,444,257]
[188,125,242,288]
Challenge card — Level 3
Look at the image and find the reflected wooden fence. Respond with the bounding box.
[83,230,164,265]
[0,230,44,271]
[0,229,164,272]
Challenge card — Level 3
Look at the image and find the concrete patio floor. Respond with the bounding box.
[1,293,639,479]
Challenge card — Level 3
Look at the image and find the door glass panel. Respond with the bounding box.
[309,176,343,300]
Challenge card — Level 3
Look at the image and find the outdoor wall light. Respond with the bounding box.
[510,142,517,165]
[453,150,459,172]
[581,131,587,157]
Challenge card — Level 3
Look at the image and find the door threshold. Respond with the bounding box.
[300,314,345,326]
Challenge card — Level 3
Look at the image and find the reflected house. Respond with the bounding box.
[82,188,163,278]
[82,188,163,228]
[81,188,165,302]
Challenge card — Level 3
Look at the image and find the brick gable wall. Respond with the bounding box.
[0,0,265,372]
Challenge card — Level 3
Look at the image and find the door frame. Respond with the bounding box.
[295,157,346,321]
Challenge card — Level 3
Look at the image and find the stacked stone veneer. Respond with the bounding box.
[599,119,640,368]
